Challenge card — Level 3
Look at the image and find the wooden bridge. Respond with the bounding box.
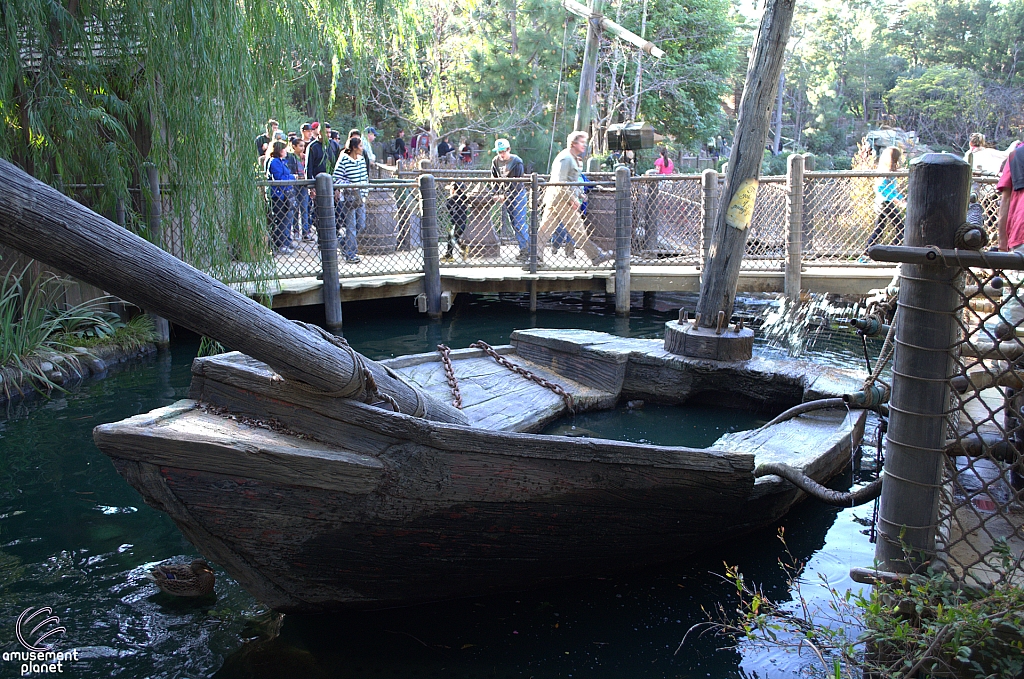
[265,263,899,310]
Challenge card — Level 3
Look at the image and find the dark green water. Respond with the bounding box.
[0,293,879,678]
[542,404,768,449]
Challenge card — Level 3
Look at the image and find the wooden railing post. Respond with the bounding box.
[315,173,343,330]
[701,168,718,272]
[785,153,804,300]
[145,164,170,348]
[874,154,970,573]
[529,172,540,310]
[419,174,442,319]
[529,173,540,275]
[614,165,632,317]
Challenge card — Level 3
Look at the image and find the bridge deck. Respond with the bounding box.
[261,265,899,308]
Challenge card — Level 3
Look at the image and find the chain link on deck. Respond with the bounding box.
[469,340,576,413]
[436,344,463,409]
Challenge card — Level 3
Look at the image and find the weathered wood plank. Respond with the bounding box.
[188,353,755,475]
[94,401,384,493]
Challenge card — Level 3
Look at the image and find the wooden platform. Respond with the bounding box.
[266,265,901,309]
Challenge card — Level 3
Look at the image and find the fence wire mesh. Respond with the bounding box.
[629,176,704,265]
[59,169,1007,289]
[802,172,910,266]
[940,266,1024,587]
[742,176,789,270]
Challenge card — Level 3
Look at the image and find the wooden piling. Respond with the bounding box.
[420,174,442,319]
[614,165,632,317]
[694,0,795,327]
[701,168,718,270]
[315,173,343,330]
[785,154,804,300]
[875,153,970,572]
[145,164,170,349]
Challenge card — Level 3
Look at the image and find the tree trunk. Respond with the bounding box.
[772,68,785,155]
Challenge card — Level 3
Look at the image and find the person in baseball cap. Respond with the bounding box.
[490,138,528,260]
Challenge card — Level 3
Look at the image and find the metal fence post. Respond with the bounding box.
[701,168,718,271]
[145,164,170,348]
[874,154,970,573]
[315,173,343,330]
[785,154,804,300]
[529,173,539,274]
[419,174,442,319]
[614,165,632,317]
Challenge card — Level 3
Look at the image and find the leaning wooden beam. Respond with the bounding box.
[561,0,665,58]
[0,159,467,425]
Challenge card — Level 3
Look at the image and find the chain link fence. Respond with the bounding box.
[629,175,705,265]
[803,172,909,266]
[941,265,1024,587]
[58,164,1009,287]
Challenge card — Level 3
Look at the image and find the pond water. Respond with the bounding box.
[541,403,769,449]
[0,292,880,678]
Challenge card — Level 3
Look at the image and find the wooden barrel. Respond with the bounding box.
[359,189,399,255]
[461,192,500,259]
[584,188,615,252]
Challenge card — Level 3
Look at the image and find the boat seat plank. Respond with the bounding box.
[711,407,867,500]
[387,351,618,432]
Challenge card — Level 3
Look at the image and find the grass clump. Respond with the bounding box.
[1,263,155,399]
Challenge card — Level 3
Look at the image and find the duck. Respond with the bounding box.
[147,559,216,597]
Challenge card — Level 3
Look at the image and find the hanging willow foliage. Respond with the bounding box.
[0,0,409,292]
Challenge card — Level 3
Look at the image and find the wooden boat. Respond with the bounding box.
[94,329,866,612]
[0,160,867,612]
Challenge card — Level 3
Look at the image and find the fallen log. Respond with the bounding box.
[0,159,467,425]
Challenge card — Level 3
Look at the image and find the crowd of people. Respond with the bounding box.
[255,118,1024,273]
[255,118,380,259]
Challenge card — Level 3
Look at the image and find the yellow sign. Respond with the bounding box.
[725,178,758,231]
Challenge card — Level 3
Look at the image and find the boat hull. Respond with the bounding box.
[94,330,867,612]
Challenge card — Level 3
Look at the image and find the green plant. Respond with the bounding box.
[682,530,1024,679]
[59,314,157,353]
[0,264,120,397]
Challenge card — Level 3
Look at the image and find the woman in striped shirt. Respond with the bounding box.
[333,136,369,263]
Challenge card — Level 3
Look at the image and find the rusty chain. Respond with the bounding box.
[436,344,464,409]
[469,340,576,413]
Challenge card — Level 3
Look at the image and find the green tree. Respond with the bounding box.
[610,0,740,148]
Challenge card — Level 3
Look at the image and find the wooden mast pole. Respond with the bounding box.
[573,0,605,134]
[563,0,664,134]
[693,0,795,332]
[0,159,468,425]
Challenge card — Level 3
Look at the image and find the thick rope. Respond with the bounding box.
[754,462,883,507]
[284,321,400,412]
